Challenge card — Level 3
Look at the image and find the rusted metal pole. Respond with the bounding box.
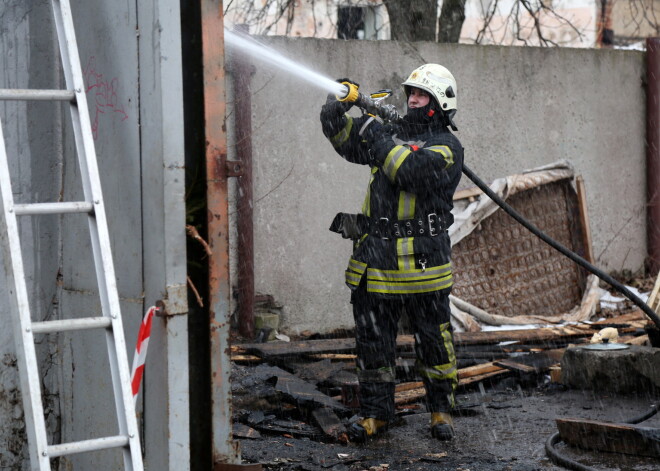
[647,38,660,275]
[200,0,240,466]
[232,24,255,340]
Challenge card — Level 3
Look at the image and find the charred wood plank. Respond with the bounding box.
[311,407,348,442]
[556,417,660,457]
[494,349,564,374]
[253,365,347,414]
[494,359,537,374]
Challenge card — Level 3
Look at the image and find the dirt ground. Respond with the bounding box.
[232,362,660,471]
[231,277,660,471]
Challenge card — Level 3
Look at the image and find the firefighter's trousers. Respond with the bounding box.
[351,285,458,422]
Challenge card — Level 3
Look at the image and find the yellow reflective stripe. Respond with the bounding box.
[354,233,368,249]
[368,263,452,281]
[440,322,456,367]
[418,322,457,387]
[330,115,353,147]
[396,237,415,271]
[397,191,416,220]
[345,271,362,286]
[428,145,454,168]
[366,273,454,294]
[382,145,411,181]
[348,258,367,274]
[361,166,379,216]
[419,363,457,381]
[346,258,367,287]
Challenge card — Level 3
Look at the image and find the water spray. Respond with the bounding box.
[224,29,403,123]
[224,28,345,97]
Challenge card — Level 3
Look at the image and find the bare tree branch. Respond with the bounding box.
[223,0,655,48]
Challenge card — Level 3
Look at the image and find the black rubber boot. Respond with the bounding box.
[431,412,455,440]
[347,418,388,443]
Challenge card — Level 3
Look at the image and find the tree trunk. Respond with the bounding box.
[382,0,437,41]
[438,0,466,43]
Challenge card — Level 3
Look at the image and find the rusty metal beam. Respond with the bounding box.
[232,24,255,340]
[201,0,240,466]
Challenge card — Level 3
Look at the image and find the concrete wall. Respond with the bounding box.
[229,38,647,335]
[0,0,188,469]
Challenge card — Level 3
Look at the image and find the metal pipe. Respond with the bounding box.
[647,38,660,274]
[233,24,255,340]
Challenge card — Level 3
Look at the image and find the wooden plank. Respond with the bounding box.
[311,407,347,441]
[556,417,660,458]
[575,175,594,264]
[458,362,503,379]
[494,359,537,374]
[623,334,650,346]
[239,328,591,359]
[459,369,509,386]
[589,311,650,334]
[240,315,655,360]
[592,310,645,324]
[255,364,348,413]
[395,387,425,405]
[305,353,357,360]
[454,325,595,346]
[495,349,564,374]
[240,337,358,358]
[230,354,262,363]
[232,423,261,439]
[395,381,423,393]
[453,186,483,201]
[394,363,508,405]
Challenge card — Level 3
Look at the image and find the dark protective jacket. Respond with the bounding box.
[321,104,464,297]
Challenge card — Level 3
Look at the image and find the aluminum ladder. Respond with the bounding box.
[0,0,143,470]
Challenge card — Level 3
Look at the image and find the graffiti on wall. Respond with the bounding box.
[83,57,129,140]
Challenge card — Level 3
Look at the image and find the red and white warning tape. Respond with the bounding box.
[130,305,157,402]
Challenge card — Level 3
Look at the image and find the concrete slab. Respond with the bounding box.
[561,345,660,394]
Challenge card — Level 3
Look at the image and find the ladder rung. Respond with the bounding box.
[47,435,130,458]
[0,89,76,101]
[13,201,93,216]
[31,317,112,334]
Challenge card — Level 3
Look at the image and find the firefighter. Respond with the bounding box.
[320,64,463,442]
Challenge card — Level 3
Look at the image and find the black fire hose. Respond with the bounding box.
[544,404,658,471]
[461,164,660,331]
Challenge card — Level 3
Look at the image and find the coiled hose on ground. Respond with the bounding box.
[544,404,659,471]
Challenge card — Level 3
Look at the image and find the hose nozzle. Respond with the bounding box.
[337,81,359,103]
[335,82,403,124]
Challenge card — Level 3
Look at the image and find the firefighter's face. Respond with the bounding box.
[408,87,430,109]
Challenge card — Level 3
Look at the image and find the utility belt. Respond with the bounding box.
[330,212,447,240]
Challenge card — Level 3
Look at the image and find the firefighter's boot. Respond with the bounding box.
[431,412,454,440]
[347,418,388,443]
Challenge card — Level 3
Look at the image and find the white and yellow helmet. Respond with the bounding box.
[402,64,457,112]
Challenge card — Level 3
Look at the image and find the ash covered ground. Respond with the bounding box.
[232,362,660,471]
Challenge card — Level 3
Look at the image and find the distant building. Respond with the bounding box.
[224,0,659,48]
